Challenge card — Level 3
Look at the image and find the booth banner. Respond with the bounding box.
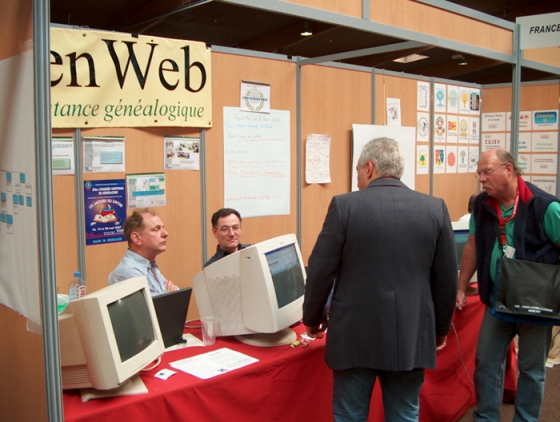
[50,27,212,128]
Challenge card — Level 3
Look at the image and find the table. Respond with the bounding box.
[63,291,516,422]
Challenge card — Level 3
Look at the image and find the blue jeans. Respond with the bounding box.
[332,367,424,422]
[473,307,552,422]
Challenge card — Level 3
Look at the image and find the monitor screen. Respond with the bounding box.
[265,243,305,308]
[454,229,470,270]
[108,290,155,362]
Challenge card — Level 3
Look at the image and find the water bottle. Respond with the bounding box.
[69,271,84,301]
[76,271,86,299]
[68,272,78,301]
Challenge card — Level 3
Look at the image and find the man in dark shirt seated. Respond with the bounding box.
[204,208,250,267]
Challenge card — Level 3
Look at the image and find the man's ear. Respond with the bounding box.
[211,227,218,240]
[130,231,142,246]
[366,160,375,180]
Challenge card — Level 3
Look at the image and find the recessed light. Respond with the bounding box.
[393,54,429,64]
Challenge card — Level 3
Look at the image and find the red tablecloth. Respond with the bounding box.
[63,291,516,422]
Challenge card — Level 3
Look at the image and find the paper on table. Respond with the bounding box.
[169,347,259,380]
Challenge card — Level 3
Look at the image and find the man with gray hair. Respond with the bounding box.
[303,137,457,421]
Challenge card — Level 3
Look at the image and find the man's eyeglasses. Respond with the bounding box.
[217,225,241,234]
[475,163,507,179]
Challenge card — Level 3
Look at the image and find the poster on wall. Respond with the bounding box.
[532,132,558,152]
[518,153,531,174]
[164,136,200,170]
[127,173,167,208]
[417,112,430,142]
[532,177,557,194]
[434,146,445,174]
[447,85,459,114]
[459,117,469,142]
[481,133,506,152]
[434,114,446,143]
[447,115,458,143]
[469,117,480,144]
[507,132,532,152]
[240,80,271,114]
[457,145,469,173]
[417,81,430,111]
[446,145,458,174]
[52,137,74,175]
[469,88,481,115]
[533,110,559,130]
[468,146,479,173]
[84,179,126,246]
[458,87,470,114]
[83,136,125,173]
[482,113,506,132]
[386,98,402,126]
[531,154,558,174]
[305,134,331,184]
[434,83,447,113]
[507,111,532,131]
[416,145,429,175]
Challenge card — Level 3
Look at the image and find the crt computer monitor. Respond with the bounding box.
[59,276,165,394]
[452,220,470,270]
[193,234,307,347]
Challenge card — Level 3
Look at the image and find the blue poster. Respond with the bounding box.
[84,179,126,245]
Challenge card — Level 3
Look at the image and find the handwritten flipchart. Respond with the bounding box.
[223,107,290,218]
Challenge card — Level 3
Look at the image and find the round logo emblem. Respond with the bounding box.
[243,87,265,112]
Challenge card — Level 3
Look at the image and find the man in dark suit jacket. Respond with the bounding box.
[303,137,457,422]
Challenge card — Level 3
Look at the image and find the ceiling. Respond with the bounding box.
[50,0,560,85]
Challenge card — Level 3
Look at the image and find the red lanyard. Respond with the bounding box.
[494,191,519,247]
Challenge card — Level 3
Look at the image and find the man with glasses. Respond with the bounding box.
[456,148,560,421]
[204,208,250,267]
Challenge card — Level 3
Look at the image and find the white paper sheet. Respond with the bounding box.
[170,347,259,380]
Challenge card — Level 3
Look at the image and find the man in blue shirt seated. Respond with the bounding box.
[109,208,178,296]
[204,208,250,267]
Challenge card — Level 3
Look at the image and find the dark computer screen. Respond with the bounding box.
[454,229,470,270]
[265,243,305,308]
[108,290,155,362]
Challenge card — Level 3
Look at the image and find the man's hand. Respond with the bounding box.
[305,320,328,339]
[164,279,179,292]
[436,335,447,351]
[456,290,467,310]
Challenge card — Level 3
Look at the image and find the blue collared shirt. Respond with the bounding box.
[108,249,167,296]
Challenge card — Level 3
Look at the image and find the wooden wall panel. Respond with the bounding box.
[300,65,372,262]
[285,0,362,17]
[483,83,560,114]
[524,48,560,69]
[0,305,47,422]
[371,0,512,55]
[52,127,202,320]
[206,53,298,262]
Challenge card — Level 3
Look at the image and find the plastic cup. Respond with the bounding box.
[201,316,218,346]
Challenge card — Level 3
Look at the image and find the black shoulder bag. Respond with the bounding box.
[492,223,560,325]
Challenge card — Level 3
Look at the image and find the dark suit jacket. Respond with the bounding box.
[303,178,457,371]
